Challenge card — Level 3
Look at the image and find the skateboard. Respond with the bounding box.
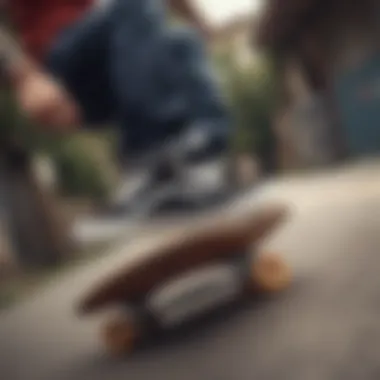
[77,204,291,355]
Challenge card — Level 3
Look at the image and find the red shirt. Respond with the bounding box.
[9,0,93,61]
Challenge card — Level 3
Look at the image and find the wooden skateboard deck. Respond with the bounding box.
[78,204,288,315]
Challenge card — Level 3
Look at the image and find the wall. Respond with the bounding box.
[273,54,335,169]
[327,1,380,156]
[272,0,380,167]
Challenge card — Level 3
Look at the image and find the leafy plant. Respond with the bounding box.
[53,134,114,201]
[214,49,278,171]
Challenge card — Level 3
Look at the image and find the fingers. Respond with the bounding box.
[20,95,78,131]
[41,100,81,133]
[16,75,81,132]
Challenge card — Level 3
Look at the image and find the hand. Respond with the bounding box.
[14,68,81,132]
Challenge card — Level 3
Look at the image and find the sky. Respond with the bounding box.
[96,0,263,26]
[193,0,263,26]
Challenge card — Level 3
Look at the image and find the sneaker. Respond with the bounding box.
[106,152,182,217]
[172,123,229,163]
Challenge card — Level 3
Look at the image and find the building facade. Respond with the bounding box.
[256,0,380,169]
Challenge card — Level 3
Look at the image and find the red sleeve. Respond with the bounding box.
[7,0,37,29]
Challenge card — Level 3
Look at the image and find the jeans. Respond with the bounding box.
[45,0,230,160]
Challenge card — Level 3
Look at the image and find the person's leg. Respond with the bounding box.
[104,4,232,211]
[164,27,228,120]
[107,0,175,161]
[111,26,231,164]
[45,6,115,126]
[159,26,231,158]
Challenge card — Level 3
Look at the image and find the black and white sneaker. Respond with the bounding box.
[105,124,231,218]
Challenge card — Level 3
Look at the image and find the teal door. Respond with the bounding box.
[334,52,380,156]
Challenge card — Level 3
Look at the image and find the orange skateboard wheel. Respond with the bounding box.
[249,253,291,293]
[102,315,138,356]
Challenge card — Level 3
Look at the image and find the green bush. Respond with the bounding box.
[1,89,114,200]
[53,136,111,201]
[214,51,278,156]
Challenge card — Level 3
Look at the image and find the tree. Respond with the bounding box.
[215,49,279,174]
[0,83,73,269]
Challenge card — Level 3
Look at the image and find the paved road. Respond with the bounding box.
[2,160,380,380]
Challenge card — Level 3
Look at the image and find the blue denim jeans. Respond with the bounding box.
[45,0,230,159]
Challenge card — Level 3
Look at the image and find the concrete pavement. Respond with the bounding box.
[2,159,380,380]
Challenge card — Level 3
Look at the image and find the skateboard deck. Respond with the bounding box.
[78,204,288,315]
